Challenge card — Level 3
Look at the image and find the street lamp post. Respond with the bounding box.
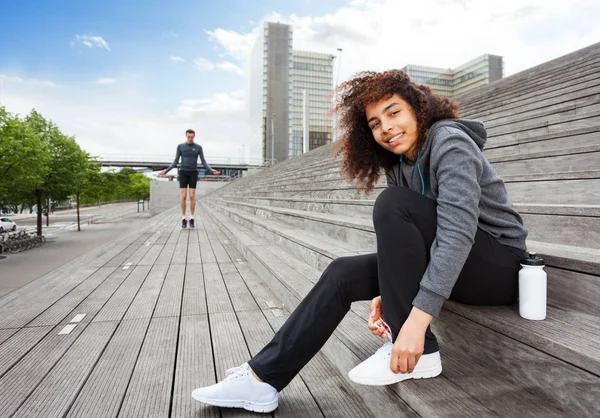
[334,48,343,142]
[271,113,275,166]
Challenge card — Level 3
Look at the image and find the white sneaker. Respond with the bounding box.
[348,322,442,385]
[191,363,278,413]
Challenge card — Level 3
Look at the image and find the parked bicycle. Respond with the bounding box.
[0,230,46,254]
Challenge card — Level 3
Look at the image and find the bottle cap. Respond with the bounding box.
[522,252,545,266]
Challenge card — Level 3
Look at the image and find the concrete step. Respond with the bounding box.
[210,197,376,252]
[204,201,600,373]
[200,203,600,417]
[457,42,600,110]
[217,194,600,249]
[462,62,600,118]
[209,195,600,275]
[481,88,600,130]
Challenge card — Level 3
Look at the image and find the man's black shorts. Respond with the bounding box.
[178,170,198,189]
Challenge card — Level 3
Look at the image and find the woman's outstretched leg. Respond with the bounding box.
[192,253,379,412]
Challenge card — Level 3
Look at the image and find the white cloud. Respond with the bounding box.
[4,0,599,168]
[73,34,111,51]
[193,57,215,71]
[206,28,259,62]
[0,74,57,88]
[217,61,245,76]
[170,55,185,63]
[208,0,600,81]
[0,77,255,163]
[96,78,116,85]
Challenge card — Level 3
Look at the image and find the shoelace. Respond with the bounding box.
[375,320,394,358]
[224,364,249,381]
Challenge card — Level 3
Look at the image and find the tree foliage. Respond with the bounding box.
[0,107,151,210]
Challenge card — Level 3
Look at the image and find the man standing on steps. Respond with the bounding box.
[159,129,220,229]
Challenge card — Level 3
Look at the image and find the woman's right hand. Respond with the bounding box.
[368,296,389,339]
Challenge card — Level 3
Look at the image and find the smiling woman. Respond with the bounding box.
[336,70,459,193]
[190,68,529,413]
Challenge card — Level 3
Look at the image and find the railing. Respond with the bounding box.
[97,154,264,166]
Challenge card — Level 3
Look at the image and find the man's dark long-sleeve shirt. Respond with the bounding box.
[164,142,214,175]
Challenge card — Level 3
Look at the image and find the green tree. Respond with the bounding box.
[25,109,89,202]
[0,107,50,207]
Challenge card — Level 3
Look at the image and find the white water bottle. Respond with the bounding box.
[518,252,547,320]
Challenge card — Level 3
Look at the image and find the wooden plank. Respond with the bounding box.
[198,220,217,264]
[527,240,600,275]
[547,267,600,315]
[118,316,179,418]
[494,151,600,179]
[125,244,152,266]
[93,265,152,323]
[0,328,18,345]
[186,240,202,265]
[0,268,98,329]
[181,263,207,317]
[172,314,219,418]
[138,244,164,266]
[521,212,600,249]
[152,264,185,319]
[11,322,117,418]
[444,301,600,376]
[0,322,90,416]
[155,244,176,265]
[62,268,134,324]
[171,233,189,265]
[203,262,234,314]
[105,245,140,267]
[65,319,150,418]
[220,263,261,313]
[506,179,600,206]
[432,311,600,417]
[28,266,117,327]
[208,311,257,418]
[485,130,600,163]
[235,310,324,417]
[0,326,53,378]
[123,264,169,320]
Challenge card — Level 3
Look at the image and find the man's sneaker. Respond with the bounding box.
[192,363,278,413]
[189,218,195,229]
[182,219,188,229]
[348,321,442,386]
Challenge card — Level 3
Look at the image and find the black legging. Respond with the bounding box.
[248,187,525,391]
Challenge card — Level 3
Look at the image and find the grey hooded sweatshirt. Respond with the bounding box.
[385,119,528,317]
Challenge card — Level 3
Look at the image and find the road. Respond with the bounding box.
[9,202,149,237]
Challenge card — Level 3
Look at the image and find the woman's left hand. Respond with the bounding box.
[390,308,433,374]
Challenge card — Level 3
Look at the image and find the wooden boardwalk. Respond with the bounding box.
[0,206,403,418]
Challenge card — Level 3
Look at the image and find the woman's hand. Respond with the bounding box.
[390,307,433,374]
[367,296,389,339]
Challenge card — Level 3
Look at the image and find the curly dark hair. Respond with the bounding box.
[335,69,460,193]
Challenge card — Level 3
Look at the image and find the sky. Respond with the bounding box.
[1,0,599,165]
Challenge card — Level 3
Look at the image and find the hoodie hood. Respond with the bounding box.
[385,119,487,192]
[428,119,487,151]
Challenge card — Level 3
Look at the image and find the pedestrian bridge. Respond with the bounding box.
[97,154,263,176]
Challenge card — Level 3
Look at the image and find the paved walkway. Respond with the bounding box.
[0,205,347,418]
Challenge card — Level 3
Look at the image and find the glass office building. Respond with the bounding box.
[250,22,334,163]
[290,51,334,157]
[402,54,503,97]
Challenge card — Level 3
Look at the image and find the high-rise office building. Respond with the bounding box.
[402,54,503,97]
[290,51,334,157]
[250,21,293,165]
[250,22,334,164]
